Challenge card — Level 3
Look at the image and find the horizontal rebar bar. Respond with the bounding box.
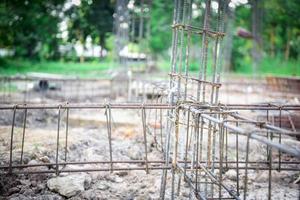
[1,103,300,110]
[2,160,299,170]
[0,103,174,110]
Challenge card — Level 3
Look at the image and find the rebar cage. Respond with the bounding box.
[158,0,300,199]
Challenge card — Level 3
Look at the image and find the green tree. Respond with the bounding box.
[87,0,114,57]
[66,0,114,61]
[66,1,91,62]
[0,0,66,59]
[264,0,300,60]
[149,0,173,56]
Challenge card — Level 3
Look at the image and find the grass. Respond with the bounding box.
[0,56,299,78]
[0,58,117,78]
[234,57,300,77]
[158,56,300,77]
[0,84,18,93]
[157,59,214,73]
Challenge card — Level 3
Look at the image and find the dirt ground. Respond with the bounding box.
[0,78,300,199]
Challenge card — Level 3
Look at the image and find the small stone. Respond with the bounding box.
[140,184,147,189]
[135,193,150,200]
[75,189,100,200]
[34,194,64,200]
[22,155,31,164]
[39,156,50,163]
[127,146,143,160]
[27,160,48,172]
[96,182,109,190]
[84,175,92,189]
[9,194,29,200]
[181,191,190,197]
[124,193,135,199]
[28,160,39,165]
[20,179,31,186]
[255,170,288,183]
[8,187,20,195]
[225,169,238,181]
[115,177,123,183]
[34,184,45,193]
[105,175,123,183]
[47,174,91,198]
[22,188,34,196]
[254,183,262,189]
[115,171,128,177]
[31,181,37,187]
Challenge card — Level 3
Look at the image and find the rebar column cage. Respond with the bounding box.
[114,0,130,68]
[159,0,300,199]
[128,0,152,72]
[114,0,151,70]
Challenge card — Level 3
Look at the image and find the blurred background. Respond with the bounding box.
[0,0,299,77]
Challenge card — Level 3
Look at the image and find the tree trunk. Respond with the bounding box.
[26,39,37,58]
[251,0,263,74]
[270,26,275,57]
[99,33,105,58]
[79,34,85,63]
[80,55,84,63]
[223,4,234,72]
[285,28,291,60]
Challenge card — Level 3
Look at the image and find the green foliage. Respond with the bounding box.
[234,56,300,76]
[66,0,114,50]
[0,0,299,78]
[66,2,91,45]
[149,0,173,55]
[0,0,66,59]
[231,0,300,76]
[232,37,252,71]
[0,58,116,78]
[106,34,115,51]
[128,43,140,53]
[105,34,116,61]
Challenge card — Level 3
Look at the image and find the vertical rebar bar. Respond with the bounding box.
[9,106,17,174]
[55,106,61,175]
[243,135,250,200]
[268,132,273,200]
[218,123,224,199]
[20,108,27,164]
[105,104,113,172]
[278,108,282,171]
[236,121,240,196]
[184,107,191,179]
[195,114,200,194]
[142,105,149,174]
[64,107,69,162]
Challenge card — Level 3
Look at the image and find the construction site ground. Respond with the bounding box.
[0,75,300,200]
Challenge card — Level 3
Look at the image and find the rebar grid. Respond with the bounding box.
[0,76,114,103]
[1,74,300,105]
[0,103,299,199]
[114,0,152,71]
[0,75,161,103]
[0,103,169,174]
